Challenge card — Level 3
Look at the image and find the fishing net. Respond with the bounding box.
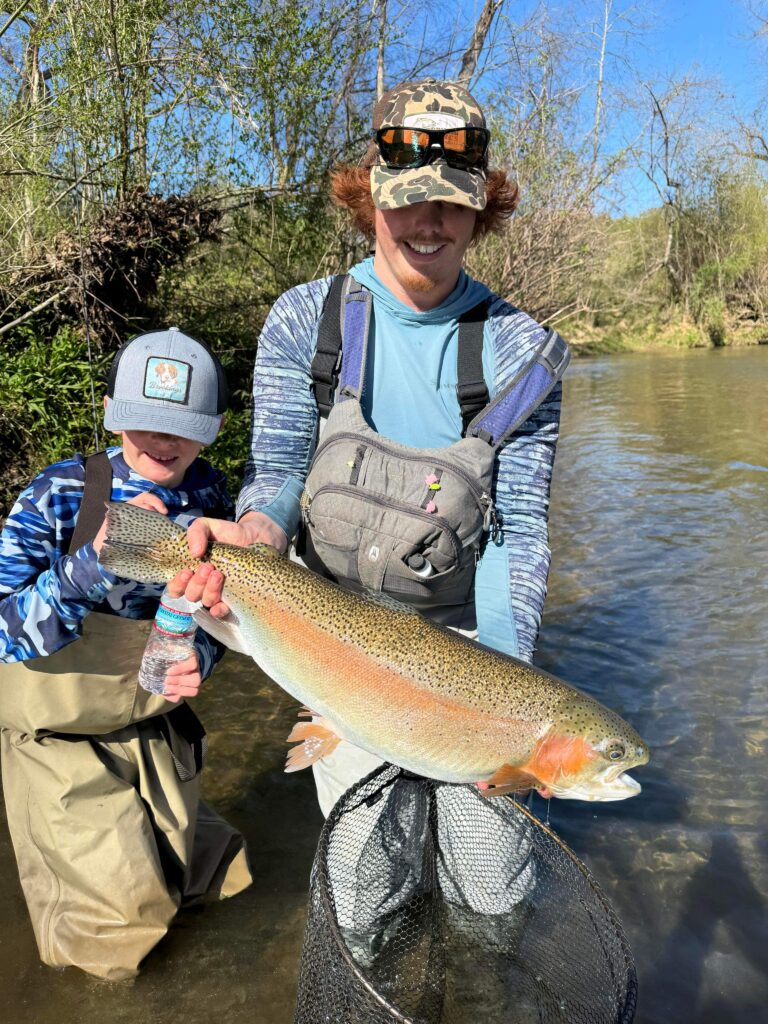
[294,763,637,1024]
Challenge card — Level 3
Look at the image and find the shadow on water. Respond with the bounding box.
[1,348,767,1023]
[641,831,768,1023]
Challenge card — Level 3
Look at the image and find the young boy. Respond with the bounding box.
[0,327,252,982]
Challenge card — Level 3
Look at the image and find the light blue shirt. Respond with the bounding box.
[350,258,494,446]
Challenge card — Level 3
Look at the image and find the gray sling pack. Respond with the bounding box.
[301,276,570,611]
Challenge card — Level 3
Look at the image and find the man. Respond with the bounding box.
[178,78,563,818]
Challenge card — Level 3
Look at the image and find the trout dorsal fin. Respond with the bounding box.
[247,542,280,556]
[361,589,420,615]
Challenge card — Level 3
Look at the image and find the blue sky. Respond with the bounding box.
[459,0,767,214]
[637,0,765,113]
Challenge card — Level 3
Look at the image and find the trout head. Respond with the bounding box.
[525,696,650,802]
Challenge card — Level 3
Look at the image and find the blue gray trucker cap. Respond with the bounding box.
[104,327,228,445]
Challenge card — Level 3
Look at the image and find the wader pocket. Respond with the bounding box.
[302,402,498,609]
[0,613,176,736]
[303,484,477,604]
[158,704,208,782]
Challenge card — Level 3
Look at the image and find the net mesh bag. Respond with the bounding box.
[294,764,637,1024]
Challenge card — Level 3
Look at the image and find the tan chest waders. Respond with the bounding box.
[0,452,251,981]
[301,276,570,614]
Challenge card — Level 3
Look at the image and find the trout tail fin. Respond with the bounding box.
[100,501,199,583]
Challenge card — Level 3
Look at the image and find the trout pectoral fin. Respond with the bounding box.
[192,607,250,655]
[284,721,341,773]
[480,764,540,797]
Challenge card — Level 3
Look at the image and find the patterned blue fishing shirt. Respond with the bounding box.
[0,447,233,678]
[236,268,563,663]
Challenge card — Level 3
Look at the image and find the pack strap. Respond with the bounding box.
[456,300,490,435]
[337,278,372,402]
[313,276,490,424]
[467,328,570,448]
[66,450,113,554]
[311,274,350,417]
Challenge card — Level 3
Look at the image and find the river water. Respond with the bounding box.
[1,346,766,1023]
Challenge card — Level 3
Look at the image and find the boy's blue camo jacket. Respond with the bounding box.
[0,447,233,678]
[236,277,563,662]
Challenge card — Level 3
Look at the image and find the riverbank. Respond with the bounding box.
[564,317,768,356]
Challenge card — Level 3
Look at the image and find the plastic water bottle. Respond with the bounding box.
[138,587,198,695]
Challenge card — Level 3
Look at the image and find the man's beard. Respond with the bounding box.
[399,267,439,294]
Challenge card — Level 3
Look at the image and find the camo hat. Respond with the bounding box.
[370,78,488,212]
[104,327,228,444]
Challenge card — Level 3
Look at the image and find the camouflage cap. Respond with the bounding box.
[370,78,488,212]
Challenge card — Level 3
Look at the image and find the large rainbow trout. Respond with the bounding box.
[101,503,649,801]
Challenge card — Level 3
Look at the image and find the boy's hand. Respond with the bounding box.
[169,512,288,619]
[162,652,202,703]
[92,492,169,554]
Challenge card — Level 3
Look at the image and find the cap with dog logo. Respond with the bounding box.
[104,327,228,445]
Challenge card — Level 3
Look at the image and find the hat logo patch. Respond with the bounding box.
[403,112,465,130]
[143,357,191,404]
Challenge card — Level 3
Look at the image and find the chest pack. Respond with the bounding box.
[301,275,570,610]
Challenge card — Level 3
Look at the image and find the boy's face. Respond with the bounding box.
[116,429,204,488]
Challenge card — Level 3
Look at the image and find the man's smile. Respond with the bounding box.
[404,240,447,256]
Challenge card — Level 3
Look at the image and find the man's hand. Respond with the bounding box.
[169,511,288,618]
[162,652,202,704]
[92,492,169,555]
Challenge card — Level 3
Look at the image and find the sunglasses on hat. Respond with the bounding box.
[375,126,489,171]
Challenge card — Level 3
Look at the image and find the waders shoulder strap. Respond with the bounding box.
[66,450,112,554]
[466,327,570,449]
[311,274,351,417]
[456,300,490,435]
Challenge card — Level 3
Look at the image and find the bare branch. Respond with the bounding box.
[0,289,65,336]
[457,0,503,87]
[0,1,32,42]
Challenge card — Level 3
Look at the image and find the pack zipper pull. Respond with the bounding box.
[481,493,499,538]
[300,489,313,527]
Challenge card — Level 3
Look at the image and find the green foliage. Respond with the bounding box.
[0,327,111,514]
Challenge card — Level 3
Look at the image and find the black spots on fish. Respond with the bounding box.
[205,542,608,723]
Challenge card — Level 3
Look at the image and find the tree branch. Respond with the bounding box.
[0,290,65,336]
[457,0,504,87]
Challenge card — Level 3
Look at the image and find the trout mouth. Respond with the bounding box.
[547,768,642,802]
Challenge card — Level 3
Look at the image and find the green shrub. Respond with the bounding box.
[0,328,111,516]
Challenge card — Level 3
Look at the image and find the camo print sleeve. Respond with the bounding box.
[0,461,117,661]
[236,278,331,531]
[485,299,562,661]
[0,454,230,676]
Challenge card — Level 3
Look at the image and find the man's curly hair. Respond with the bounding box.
[330,151,519,241]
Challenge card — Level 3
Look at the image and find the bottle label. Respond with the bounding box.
[154,602,196,637]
